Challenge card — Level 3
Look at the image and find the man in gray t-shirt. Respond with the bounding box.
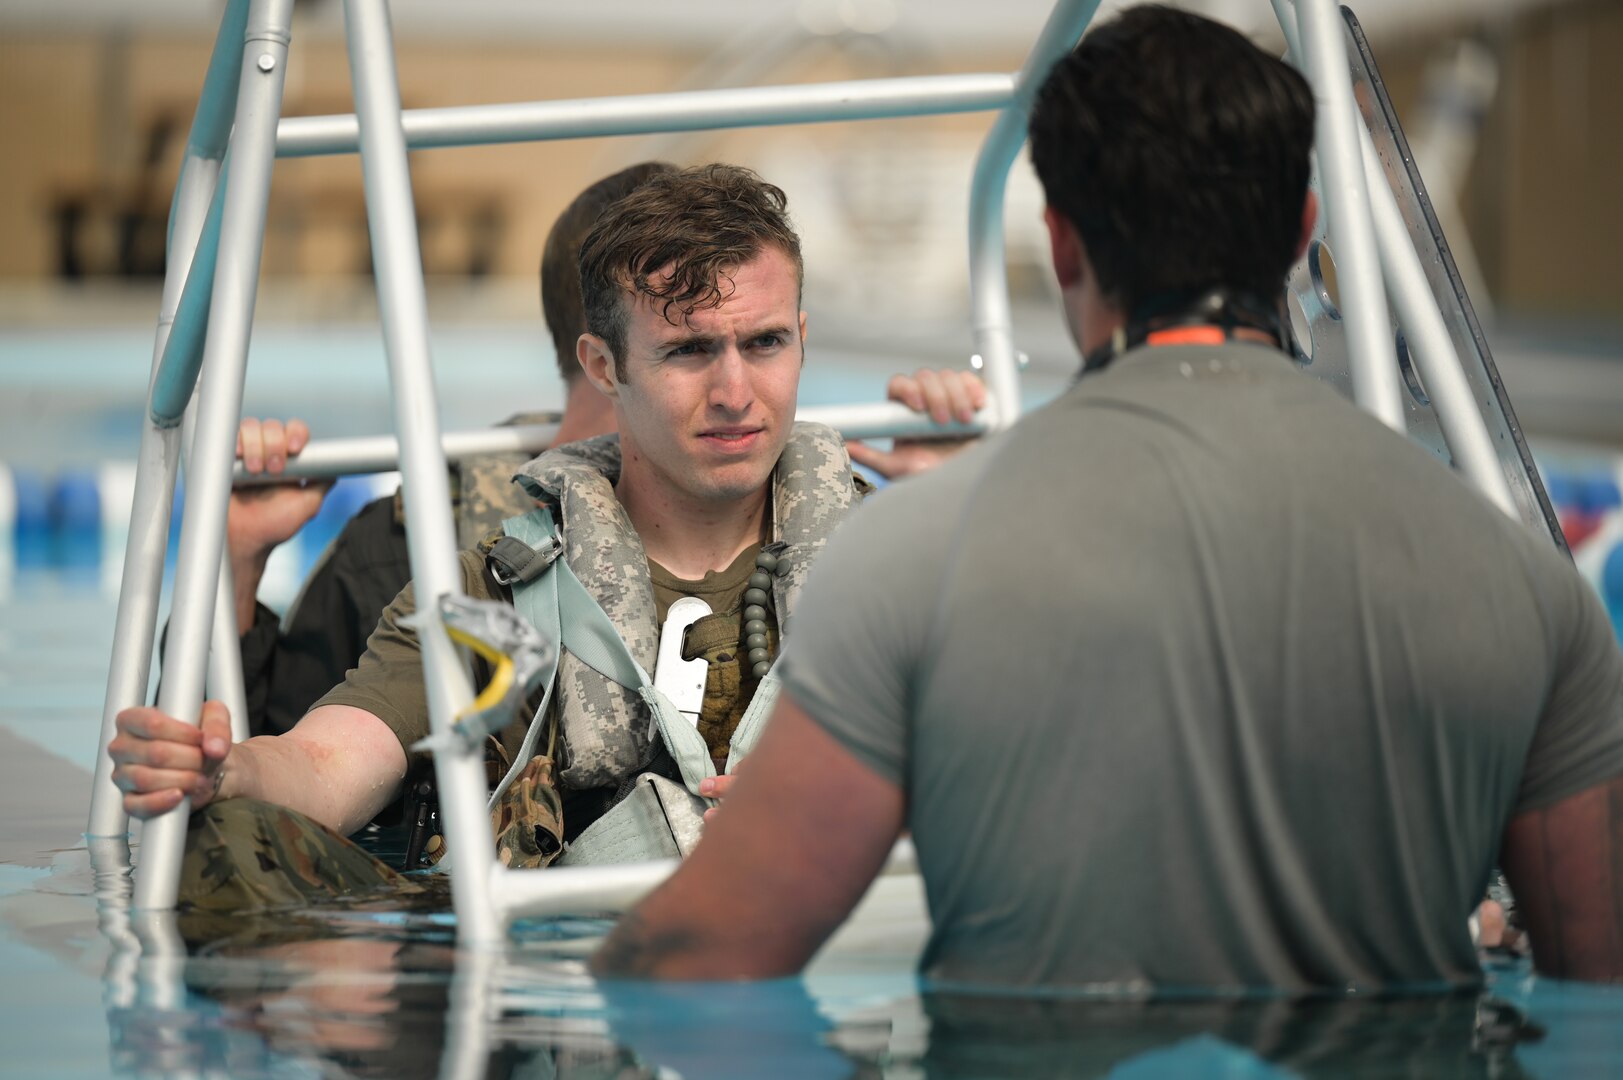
[595,6,1623,990]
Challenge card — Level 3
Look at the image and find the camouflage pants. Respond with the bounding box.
[178,797,426,913]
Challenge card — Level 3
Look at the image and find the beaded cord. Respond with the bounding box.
[741,550,784,679]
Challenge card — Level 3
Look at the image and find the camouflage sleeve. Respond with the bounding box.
[311,549,504,771]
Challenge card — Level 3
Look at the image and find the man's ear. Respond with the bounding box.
[578,333,620,399]
[1043,206,1083,289]
[1294,191,1318,263]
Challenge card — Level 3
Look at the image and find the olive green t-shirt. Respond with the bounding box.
[315,542,777,788]
[648,544,780,772]
[778,342,1623,992]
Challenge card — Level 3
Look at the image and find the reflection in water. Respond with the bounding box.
[68,839,1597,1078]
[910,991,1541,1078]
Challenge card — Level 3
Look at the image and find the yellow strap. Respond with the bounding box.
[445,622,516,723]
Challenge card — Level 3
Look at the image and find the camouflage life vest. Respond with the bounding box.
[451,410,562,549]
[502,421,868,794]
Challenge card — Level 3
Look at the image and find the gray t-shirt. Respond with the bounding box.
[778,342,1623,992]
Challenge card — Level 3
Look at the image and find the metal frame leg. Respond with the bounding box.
[88,0,250,841]
[966,0,1102,432]
[342,0,496,944]
[1357,124,1517,517]
[1290,0,1406,431]
[177,402,252,736]
[133,0,297,910]
[1273,0,1514,515]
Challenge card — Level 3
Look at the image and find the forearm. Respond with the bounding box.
[218,705,408,836]
[592,698,905,980]
[1501,773,1623,982]
[230,548,271,634]
[593,880,827,980]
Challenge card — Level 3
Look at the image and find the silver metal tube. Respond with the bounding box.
[342,0,496,944]
[1293,0,1406,432]
[277,73,1017,157]
[160,0,250,251]
[150,170,230,426]
[179,402,252,738]
[89,150,235,837]
[493,840,921,921]
[210,545,251,738]
[233,422,561,484]
[438,948,497,1080]
[87,400,184,839]
[91,837,139,1010]
[133,0,296,910]
[185,0,252,162]
[1358,125,1517,516]
[130,910,188,1012]
[1270,0,1304,63]
[967,0,1102,431]
[494,860,679,920]
[234,403,993,484]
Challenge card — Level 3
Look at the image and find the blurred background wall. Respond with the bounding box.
[2,0,1618,311]
[0,0,1619,463]
[3,0,1623,631]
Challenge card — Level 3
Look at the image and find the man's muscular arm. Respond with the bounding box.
[1500,773,1623,981]
[593,696,904,979]
[111,701,408,836]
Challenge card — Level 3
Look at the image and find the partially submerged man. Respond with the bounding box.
[222,162,674,737]
[113,164,971,900]
[595,6,1623,990]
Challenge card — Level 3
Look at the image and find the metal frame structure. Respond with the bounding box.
[90,0,1549,944]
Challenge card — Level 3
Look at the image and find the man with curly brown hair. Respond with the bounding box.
[110,163,975,904]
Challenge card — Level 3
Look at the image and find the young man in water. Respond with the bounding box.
[223,162,983,739]
[220,162,676,738]
[596,5,1623,989]
[111,163,982,899]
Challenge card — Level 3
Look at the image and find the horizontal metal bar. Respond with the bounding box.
[801,401,990,441]
[491,840,919,922]
[276,73,1016,157]
[232,404,993,484]
[492,858,678,922]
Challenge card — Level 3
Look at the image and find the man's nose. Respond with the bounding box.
[708,344,753,413]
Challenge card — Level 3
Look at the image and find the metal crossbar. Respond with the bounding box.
[90,0,1557,944]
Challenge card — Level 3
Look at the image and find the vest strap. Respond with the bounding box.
[497,508,743,802]
[486,532,561,585]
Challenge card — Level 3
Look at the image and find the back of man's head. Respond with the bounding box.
[1029,4,1315,315]
[578,163,803,381]
[541,161,677,383]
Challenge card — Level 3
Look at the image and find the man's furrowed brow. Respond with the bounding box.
[654,331,719,354]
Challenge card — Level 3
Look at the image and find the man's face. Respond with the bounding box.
[591,247,805,509]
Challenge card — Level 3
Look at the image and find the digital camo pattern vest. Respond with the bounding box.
[511,421,868,791]
[452,411,561,549]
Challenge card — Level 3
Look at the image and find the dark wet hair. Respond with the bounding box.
[578,163,803,381]
[1028,4,1315,313]
[540,161,677,383]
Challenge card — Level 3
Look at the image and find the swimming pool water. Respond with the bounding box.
[4,566,1623,1078]
[4,323,1623,1076]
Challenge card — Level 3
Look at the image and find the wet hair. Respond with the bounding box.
[1028,4,1315,313]
[540,161,677,383]
[578,163,803,381]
